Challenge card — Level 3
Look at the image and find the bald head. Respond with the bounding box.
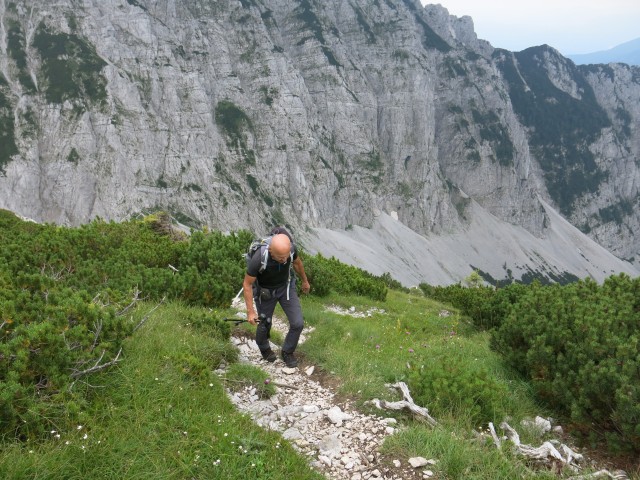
[269,234,291,263]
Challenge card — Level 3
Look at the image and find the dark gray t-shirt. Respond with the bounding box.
[247,246,298,288]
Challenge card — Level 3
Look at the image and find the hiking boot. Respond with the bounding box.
[281,351,298,368]
[261,349,277,363]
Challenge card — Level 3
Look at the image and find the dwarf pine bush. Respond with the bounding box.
[492,275,640,453]
[0,209,393,441]
[303,253,387,301]
[408,353,510,425]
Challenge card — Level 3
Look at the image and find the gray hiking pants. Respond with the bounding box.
[254,280,304,354]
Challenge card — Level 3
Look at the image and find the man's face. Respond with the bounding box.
[269,248,289,264]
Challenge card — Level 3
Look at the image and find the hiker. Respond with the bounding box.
[242,227,310,367]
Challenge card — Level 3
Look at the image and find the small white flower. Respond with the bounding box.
[155,377,159,381]
[65,441,70,445]
[83,434,88,440]
[224,433,228,437]
[50,430,57,434]
[29,450,34,454]
[55,434,61,439]
[209,383,214,387]
[77,425,83,430]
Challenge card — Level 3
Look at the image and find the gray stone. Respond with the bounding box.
[409,457,429,468]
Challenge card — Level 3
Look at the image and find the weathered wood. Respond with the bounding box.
[368,382,438,427]
[499,421,583,470]
[488,422,501,450]
[567,470,630,480]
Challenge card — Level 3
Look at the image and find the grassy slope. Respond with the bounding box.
[1,289,628,479]
[0,302,322,480]
[300,290,558,480]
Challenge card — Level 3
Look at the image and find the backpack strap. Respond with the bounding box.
[258,242,270,273]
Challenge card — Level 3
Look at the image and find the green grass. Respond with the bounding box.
[0,302,323,480]
[1,289,632,479]
[298,290,579,478]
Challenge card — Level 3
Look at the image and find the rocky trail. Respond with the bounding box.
[217,307,632,480]
[218,312,436,480]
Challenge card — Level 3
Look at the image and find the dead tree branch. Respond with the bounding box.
[117,287,141,316]
[499,421,583,471]
[90,319,103,352]
[567,470,630,480]
[133,297,165,333]
[367,382,438,427]
[70,348,122,379]
[488,422,502,450]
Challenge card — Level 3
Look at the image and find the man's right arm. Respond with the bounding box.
[242,274,258,324]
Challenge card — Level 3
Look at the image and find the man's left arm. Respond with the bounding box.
[292,257,310,294]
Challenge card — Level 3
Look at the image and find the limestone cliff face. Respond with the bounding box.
[0,0,638,281]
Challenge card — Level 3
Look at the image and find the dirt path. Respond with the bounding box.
[220,313,435,480]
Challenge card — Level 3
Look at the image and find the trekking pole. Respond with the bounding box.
[231,288,244,308]
[222,317,261,326]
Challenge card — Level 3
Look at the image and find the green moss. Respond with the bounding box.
[259,86,278,106]
[32,22,108,107]
[271,208,285,226]
[443,57,467,78]
[466,150,481,163]
[215,100,252,145]
[156,175,168,188]
[598,199,634,225]
[294,0,342,67]
[66,14,78,32]
[470,108,514,166]
[295,0,325,44]
[6,20,36,92]
[245,149,256,166]
[392,49,410,61]
[67,148,80,164]
[0,85,18,172]
[246,174,259,195]
[125,0,148,10]
[397,182,412,199]
[615,107,632,138]
[360,148,383,171]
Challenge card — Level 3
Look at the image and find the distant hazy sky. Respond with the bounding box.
[422,1,640,55]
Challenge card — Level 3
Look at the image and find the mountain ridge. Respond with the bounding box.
[568,37,640,66]
[0,0,638,285]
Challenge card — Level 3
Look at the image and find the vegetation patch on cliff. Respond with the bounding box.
[32,22,108,108]
[0,79,19,173]
[496,47,610,216]
[6,18,37,92]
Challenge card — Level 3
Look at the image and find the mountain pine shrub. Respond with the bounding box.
[491,275,640,453]
[408,353,510,425]
[303,253,387,301]
[0,209,397,442]
[0,278,125,440]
